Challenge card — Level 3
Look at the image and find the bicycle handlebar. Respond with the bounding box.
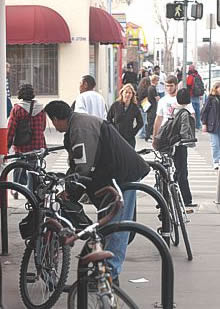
[4,145,65,160]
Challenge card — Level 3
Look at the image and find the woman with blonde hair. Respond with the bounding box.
[201,81,220,169]
[107,83,143,148]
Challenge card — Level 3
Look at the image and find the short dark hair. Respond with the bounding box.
[18,84,35,100]
[176,88,190,105]
[44,101,72,120]
[154,65,160,71]
[82,75,96,90]
[165,75,178,85]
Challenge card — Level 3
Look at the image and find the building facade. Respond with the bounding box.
[6,0,124,107]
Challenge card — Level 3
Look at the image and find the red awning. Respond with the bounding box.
[6,5,71,44]
[89,7,125,45]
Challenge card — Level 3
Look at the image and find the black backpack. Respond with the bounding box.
[192,75,204,97]
[154,109,194,153]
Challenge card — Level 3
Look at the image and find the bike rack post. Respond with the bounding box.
[0,162,33,255]
[77,222,174,309]
[0,260,4,309]
[215,169,220,204]
[121,182,171,247]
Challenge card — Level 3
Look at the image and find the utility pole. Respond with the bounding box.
[182,0,188,87]
[0,0,7,164]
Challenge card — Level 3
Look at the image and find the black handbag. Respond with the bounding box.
[14,101,34,146]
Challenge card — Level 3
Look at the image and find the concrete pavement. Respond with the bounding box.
[1,130,220,308]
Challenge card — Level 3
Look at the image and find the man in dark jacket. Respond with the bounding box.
[45,100,150,282]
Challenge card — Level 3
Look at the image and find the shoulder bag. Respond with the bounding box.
[14,101,34,146]
[141,97,151,112]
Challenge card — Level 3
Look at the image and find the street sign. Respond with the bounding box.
[178,38,183,43]
[202,38,210,42]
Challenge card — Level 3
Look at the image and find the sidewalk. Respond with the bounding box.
[1,135,220,308]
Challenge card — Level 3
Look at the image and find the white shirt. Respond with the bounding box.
[156,72,166,94]
[74,90,107,119]
[157,94,195,125]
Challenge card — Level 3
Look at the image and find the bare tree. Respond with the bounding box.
[198,43,220,65]
[153,0,175,73]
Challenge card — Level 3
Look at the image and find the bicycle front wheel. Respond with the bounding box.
[67,280,139,309]
[19,223,71,309]
[170,184,193,261]
[168,196,179,247]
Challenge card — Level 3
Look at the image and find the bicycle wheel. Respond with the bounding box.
[170,184,193,261]
[168,195,179,247]
[67,280,139,309]
[19,223,71,309]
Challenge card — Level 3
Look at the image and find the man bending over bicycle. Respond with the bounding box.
[152,76,198,208]
[44,100,150,284]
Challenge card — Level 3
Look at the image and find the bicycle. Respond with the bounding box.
[46,182,140,309]
[138,138,197,261]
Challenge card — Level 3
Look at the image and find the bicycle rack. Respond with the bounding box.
[0,181,39,309]
[121,182,171,247]
[0,162,34,255]
[77,221,174,309]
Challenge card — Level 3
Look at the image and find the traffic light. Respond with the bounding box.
[191,3,203,19]
[217,0,220,26]
[166,3,184,20]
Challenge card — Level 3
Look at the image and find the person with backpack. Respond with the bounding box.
[187,64,204,130]
[152,75,197,208]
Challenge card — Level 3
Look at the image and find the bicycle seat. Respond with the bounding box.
[80,250,114,265]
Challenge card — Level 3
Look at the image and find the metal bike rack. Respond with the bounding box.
[0,181,39,309]
[77,221,174,309]
[0,162,34,255]
[0,179,39,256]
[121,182,171,247]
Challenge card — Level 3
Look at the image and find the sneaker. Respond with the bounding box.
[214,163,219,170]
[184,203,198,208]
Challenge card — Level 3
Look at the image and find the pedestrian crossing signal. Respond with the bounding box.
[166,3,184,20]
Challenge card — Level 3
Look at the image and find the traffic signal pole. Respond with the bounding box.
[182,0,188,87]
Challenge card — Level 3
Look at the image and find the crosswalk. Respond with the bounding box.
[140,148,217,200]
[47,148,218,200]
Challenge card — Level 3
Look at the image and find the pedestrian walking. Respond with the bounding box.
[136,77,151,139]
[152,75,197,207]
[73,75,107,119]
[187,64,204,130]
[7,84,46,198]
[153,65,166,98]
[44,100,150,284]
[201,81,220,170]
[145,74,160,142]
[107,83,143,148]
[122,65,138,90]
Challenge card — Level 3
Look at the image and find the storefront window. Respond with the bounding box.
[89,44,96,79]
[7,44,58,96]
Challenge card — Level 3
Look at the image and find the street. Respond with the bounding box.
[1,129,220,308]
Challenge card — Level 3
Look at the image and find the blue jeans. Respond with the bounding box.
[209,128,220,164]
[137,109,147,138]
[191,96,201,129]
[105,188,136,279]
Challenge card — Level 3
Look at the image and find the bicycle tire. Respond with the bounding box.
[168,195,179,247]
[170,184,193,261]
[19,223,71,309]
[67,280,139,309]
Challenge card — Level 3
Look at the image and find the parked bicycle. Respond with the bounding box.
[138,138,197,261]
[47,183,141,309]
